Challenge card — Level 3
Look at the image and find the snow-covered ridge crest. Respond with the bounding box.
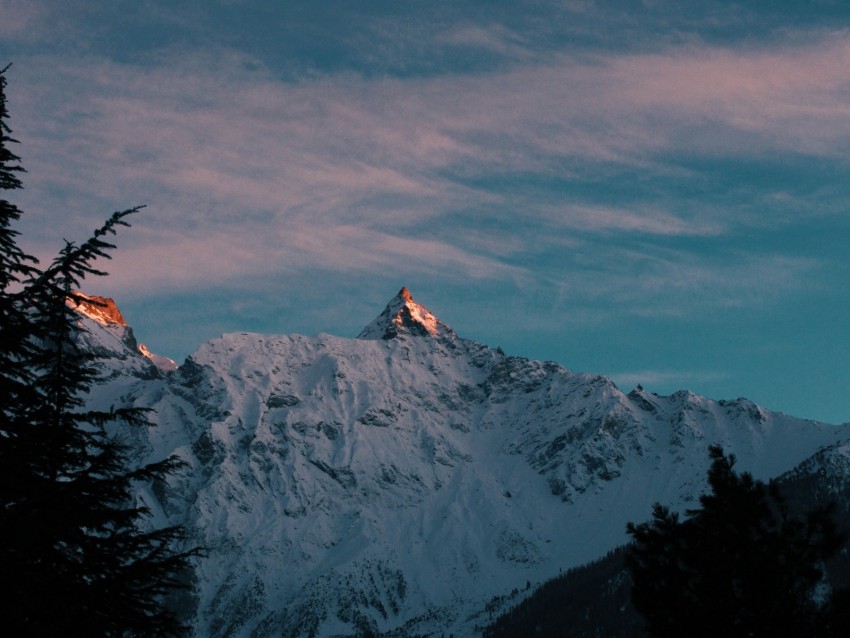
[70,290,128,326]
[70,291,177,372]
[357,287,448,340]
[138,343,178,372]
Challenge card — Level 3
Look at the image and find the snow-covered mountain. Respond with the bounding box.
[72,291,178,373]
[77,287,850,637]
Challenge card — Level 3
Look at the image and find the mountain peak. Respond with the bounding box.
[70,291,128,326]
[71,291,178,372]
[357,287,449,340]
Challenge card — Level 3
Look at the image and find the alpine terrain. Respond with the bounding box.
[74,287,850,637]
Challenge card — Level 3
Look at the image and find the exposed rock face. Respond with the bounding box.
[357,287,449,340]
[71,291,128,326]
[72,291,177,374]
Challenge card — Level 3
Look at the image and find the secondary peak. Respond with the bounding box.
[70,291,128,326]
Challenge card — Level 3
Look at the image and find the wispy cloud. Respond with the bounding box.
[0,0,48,39]
[606,33,850,156]
[609,369,730,391]
[97,219,529,296]
[7,28,850,318]
[543,204,725,237]
[538,247,821,321]
[435,23,533,59]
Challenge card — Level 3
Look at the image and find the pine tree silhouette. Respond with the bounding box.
[626,445,843,638]
[0,65,200,637]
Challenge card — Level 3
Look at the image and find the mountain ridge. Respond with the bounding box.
[75,288,850,637]
[72,291,178,372]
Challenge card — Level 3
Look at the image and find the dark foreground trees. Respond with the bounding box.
[627,445,847,638]
[0,65,198,636]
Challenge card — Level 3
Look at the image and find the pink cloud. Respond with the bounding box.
[0,0,49,39]
[7,30,848,310]
[543,204,725,237]
[604,33,850,154]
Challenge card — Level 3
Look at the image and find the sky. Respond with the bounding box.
[1,0,849,424]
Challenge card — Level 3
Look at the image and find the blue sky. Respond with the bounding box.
[2,1,849,423]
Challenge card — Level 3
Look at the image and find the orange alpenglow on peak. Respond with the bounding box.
[70,291,128,326]
[357,287,450,340]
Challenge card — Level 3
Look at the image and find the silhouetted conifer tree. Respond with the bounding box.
[0,63,41,523]
[626,445,843,638]
[0,65,199,637]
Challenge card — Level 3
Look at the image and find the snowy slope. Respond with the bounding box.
[80,288,850,637]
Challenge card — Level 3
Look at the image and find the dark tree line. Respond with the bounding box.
[481,545,646,638]
[626,445,850,638]
[484,444,850,638]
[0,65,199,636]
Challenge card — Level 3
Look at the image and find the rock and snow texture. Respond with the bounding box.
[78,288,850,637]
[356,287,447,340]
[71,291,129,326]
[138,343,179,372]
[72,291,177,372]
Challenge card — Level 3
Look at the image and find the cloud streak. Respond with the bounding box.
[6,27,850,320]
[609,369,730,392]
